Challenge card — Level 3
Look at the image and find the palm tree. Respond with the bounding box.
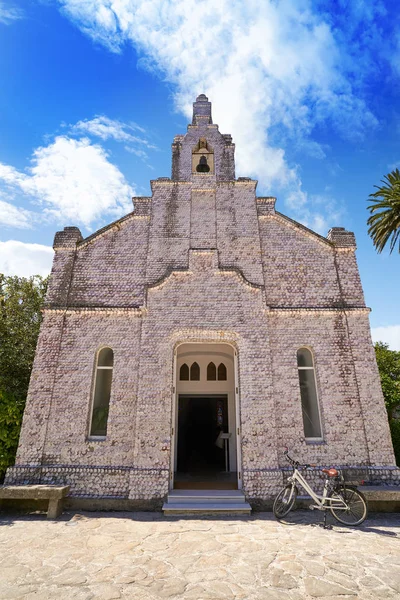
[367,169,400,252]
[367,168,400,253]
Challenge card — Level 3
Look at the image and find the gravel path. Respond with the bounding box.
[0,510,399,599]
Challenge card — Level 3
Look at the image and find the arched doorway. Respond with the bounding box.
[171,343,241,490]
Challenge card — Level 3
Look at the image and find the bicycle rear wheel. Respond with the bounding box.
[329,486,368,526]
[273,485,297,520]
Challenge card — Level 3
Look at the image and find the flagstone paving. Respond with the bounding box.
[0,510,399,599]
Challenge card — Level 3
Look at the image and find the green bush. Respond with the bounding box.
[0,390,24,482]
[0,274,47,482]
[389,419,400,467]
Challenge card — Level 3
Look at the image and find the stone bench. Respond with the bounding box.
[360,485,400,512]
[296,485,400,512]
[0,485,70,519]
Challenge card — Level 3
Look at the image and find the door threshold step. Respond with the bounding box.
[169,489,243,496]
[168,490,246,504]
[162,502,252,515]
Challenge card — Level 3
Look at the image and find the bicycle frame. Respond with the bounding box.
[286,468,349,511]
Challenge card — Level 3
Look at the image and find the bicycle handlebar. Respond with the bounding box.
[283,449,315,470]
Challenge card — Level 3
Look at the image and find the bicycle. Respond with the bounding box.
[273,450,368,528]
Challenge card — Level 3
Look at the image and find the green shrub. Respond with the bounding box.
[389,419,400,467]
[0,389,24,482]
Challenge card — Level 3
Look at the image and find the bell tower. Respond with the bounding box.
[171,94,235,181]
[192,93,212,125]
[146,94,263,289]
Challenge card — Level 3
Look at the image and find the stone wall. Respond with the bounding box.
[15,311,65,465]
[134,250,276,484]
[259,214,344,308]
[69,212,150,308]
[216,181,264,286]
[267,309,392,467]
[10,246,397,500]
[36,311,141,468]
[8,94,397,503]
[346,312,395,464]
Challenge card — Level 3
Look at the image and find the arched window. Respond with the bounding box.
[180,363,189,380]
[207,362,217,380]
[297,348,322,439]
[217,363,227,381]
[90,347,113,437]
[190,362,200,381]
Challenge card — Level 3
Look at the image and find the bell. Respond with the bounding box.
[196,155,210,173]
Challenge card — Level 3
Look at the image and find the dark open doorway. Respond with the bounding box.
[175,395,237,489]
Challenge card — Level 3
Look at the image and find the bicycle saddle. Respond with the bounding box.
[322,468,338,477]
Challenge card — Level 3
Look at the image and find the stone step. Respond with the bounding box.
[167,489,246,504]
[162,502,252,515]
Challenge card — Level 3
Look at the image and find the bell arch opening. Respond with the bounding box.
[172,342,240,490]
[192,137,214,174]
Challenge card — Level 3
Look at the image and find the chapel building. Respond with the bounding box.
[7,95,397,510]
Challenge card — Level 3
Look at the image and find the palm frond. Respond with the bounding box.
[367,168,400,253]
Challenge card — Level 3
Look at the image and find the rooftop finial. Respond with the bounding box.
[192,94,212,125]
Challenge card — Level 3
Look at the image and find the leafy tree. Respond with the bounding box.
[374,342,400,419]
[374,342,400,466]
[0,389,24,478]
[0,275,48,480]
[367,168,400,254]
[390,420,400,467]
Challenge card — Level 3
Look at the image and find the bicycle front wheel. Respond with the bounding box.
[329,486,368,526]
[273,485,297,520]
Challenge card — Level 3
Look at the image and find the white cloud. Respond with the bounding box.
[0,240,54,278]
[124,146,148,158]
[0,164,29,187]
[371,325,400,351]
[69,115,157,161]
[71,116,154,147]
[56,0,383,228]
[0,196,34,229]
[0,136,134,229]
[0,2,23,24]
[283,189,343,235]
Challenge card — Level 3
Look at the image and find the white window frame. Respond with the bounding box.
[297,347,323,442]
[88,347,113,441]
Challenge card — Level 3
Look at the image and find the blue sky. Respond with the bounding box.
[0,0,399,349]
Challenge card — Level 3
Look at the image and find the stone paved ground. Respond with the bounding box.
[0,510,399,600]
